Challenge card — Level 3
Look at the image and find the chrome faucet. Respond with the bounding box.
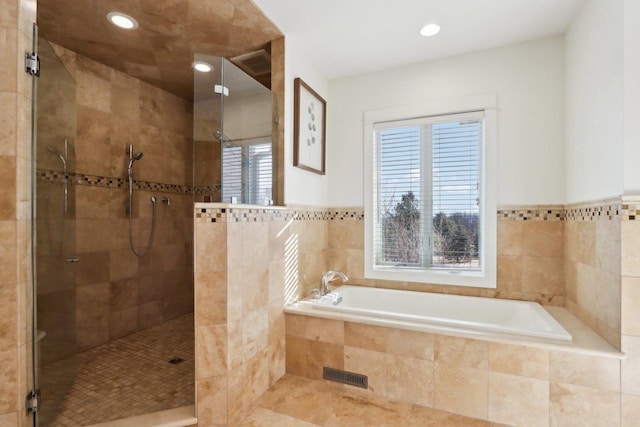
[321,270,349,296]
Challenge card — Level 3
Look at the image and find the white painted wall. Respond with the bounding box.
[326,37,566,207]
[624,0,640,195]
[564,0,624,203]
[283,38,330,206]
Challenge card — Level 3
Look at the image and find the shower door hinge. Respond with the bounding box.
[26,389,40,414]
[25,52,40,77]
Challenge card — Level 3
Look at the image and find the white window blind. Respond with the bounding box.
[373,111,482,272]
[221,140,272,204]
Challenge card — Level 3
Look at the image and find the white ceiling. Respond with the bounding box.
[253,0,586,80]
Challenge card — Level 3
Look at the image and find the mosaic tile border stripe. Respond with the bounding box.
[38,169,194,195]
[497,208,565,221]
[197,202,639,223]
[194,207,365,223]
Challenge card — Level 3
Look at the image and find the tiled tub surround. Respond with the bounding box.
[284,312,623,426]
[38,43,195,352]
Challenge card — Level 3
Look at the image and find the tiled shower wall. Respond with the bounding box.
[40,43,194,352]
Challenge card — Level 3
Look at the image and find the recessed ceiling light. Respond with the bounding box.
[193,61,213,73]
[420,23,441,37]
[107,12,139,30]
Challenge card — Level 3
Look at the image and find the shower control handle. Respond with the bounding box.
[66,258,79,263]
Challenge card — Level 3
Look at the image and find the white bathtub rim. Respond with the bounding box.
[285,301,624,360]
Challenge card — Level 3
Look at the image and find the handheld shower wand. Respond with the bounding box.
[127,144,156,257]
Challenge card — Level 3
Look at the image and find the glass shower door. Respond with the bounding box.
[33,32,79,426]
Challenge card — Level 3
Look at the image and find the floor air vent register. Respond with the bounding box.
[323,367,368,389]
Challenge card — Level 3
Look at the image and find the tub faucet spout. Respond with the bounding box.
[321,270,349,296]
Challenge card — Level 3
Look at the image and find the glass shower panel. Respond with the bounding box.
[193,54,224,202]
[34,35,78,426]
[221,59,274,205]
[192,54,276,204]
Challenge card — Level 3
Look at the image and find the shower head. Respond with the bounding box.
[47,146,67,169]
[128,152,144,172]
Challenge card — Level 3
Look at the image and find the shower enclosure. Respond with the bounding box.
[31,32,278,427]
[193,54,277,205]
[32,33,196,426]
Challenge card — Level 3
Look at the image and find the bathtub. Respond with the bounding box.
[288,285,572,342]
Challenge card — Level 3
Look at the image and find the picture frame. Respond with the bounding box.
[293,77,326,175]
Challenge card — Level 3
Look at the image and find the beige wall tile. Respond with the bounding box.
[0,92,17,157]
[226,222,242,270]
[594,269,621,331]
[622,221,640,277]
[522,221,563,257]
[0,412,18,427]
[0,0,18,27]
[241,265,269,315]
[109,306,138,339]
[550,351,620,392]
[346,249,364,280]
[76,282,110,351]
[242,221,268,268]
[0,221,17,287]
[196,324,227,379]
[575,221,596,267]
[497,220,523,256]
[488,372,549,427]
[435,335,488,369]
[307,340,344,380]
[575,262,598,315]
[0,29,17,93]
[268,300,286,385]
[304,317,344,345]
[434,363,488,420]
[622,335,640,395]
[596,219,621,275]
[344,322,387,352]
[0,156,16,220]
[550,382,620,427]
[285,313,306,338]
[521,256,564,295]
[386,354,434,407]
[243,308,268,361]
[622,393,640,427]
[196,375,227,426]
[622,276,640,336]
[268,258,285,303]
[496,254,523,292]
[242,350,270,410]
[489,342,549,379]
[194,271,226,326]
[0,347,18,413]
[285,336,309,377]
[387,328,434,361]
[194,222,226,274]
[344,346,388,395]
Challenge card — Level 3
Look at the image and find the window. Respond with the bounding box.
[364,97,497,288]
[222,139,272,204]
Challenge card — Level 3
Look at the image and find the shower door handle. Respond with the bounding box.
[65,258,79,263]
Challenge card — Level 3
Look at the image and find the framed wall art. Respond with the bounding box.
[293,77,326,175]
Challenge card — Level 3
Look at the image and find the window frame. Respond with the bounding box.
[363,95,497,288]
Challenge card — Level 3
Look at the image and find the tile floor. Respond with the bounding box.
[233,374,505,427]
[40,314,195,426]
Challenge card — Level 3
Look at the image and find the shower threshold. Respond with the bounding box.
[87,405,197,427]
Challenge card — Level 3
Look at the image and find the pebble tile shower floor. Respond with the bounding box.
[41,314,194,426]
